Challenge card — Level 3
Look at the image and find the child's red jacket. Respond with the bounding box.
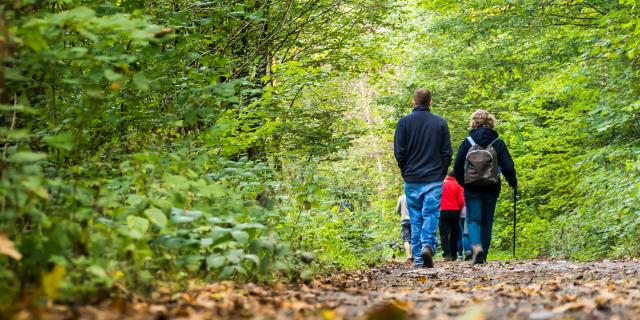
[440,176,465,211]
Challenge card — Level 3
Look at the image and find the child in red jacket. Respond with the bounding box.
[440,171,465,261]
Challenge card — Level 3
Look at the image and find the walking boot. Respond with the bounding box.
[464,251,473,261]
[471,245,485,265]
[421,245,434,268]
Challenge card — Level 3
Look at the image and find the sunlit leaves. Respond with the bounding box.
[231,230,249,244]
[43,133,75,151]
[0,0,393,305]
[399,0,640,259]
[132,73,150,91]
[122,216,149,239]
[145,207,167,228]
[207,255,226,269]
[7,151,46,163]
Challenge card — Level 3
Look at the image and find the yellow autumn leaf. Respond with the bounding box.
[321,309,336,320]
[42,265,66,300]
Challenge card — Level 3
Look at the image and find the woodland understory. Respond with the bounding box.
[1,0,639,318]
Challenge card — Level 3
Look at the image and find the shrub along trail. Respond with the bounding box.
[35,259,640,320]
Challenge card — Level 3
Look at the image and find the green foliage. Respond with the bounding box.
[375,0,640,260]
[0,0,394,311]
[3,0,639,312]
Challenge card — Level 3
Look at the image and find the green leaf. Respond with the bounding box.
[231,230,249,244]
[2,128,30,139]
[208,217,223,224]
[69,47,88,58]
[226,249,243,264]
[204,184,226,198]
[0,104,39,114]
[152,198,173,211]
[127,194,146,206]
[104,69,122,82]
[207,255,226,269]
[145,207,167,228]
[233,265,247,276]
[219,266,234,278]
[257,238,276,251]
[200,238,214,248]
[244,254,260,265]
[236,223,265,230]
[170,215,195,224]
[8,151,47,163]
[125,216,149,239]
[23,29,49,52]
[87,265,108,278]
[170,208,203,224]
[184,210,203,218]
[43,132,75,151]
[163,174,189,190]
[209,227,232,244]
[22,177,49,199]
[133,73,150,91]
[163,237,187,249]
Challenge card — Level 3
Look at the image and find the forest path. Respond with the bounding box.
[40,259,640,320]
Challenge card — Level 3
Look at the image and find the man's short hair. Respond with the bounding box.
[414,88,432,106]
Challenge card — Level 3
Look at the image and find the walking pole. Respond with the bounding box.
[513,188,517,258]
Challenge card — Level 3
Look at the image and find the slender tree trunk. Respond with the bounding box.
[247,0,273,161]
[358,79,385,214]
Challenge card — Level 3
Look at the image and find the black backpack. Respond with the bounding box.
[464,136,500,186]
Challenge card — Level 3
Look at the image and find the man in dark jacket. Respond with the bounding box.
[394,88,452,268]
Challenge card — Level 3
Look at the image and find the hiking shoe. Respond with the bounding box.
[464,251,473,261]
[472,245,484,265]
[421,245,434,268]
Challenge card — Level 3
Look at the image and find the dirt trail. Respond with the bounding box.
[35,259,640,320]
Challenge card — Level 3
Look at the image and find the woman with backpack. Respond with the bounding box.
[453,110,517,264]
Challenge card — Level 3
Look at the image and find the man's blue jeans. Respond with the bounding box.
[465,191,498,258]
[405,181,443,266]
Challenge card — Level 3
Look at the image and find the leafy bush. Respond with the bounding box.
[0,0,394,310]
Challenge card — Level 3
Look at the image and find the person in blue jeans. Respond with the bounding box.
[453,110,517,264]
[458,206,472,260]
[394,88,452,268]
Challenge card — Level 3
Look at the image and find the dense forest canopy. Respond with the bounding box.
[1,0,638,308]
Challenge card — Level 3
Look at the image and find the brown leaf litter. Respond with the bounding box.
[17,259,640,319]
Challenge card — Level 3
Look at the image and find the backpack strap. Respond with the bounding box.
[466,136,477,146]
[488,138,500,146]
[464,137,476,173]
